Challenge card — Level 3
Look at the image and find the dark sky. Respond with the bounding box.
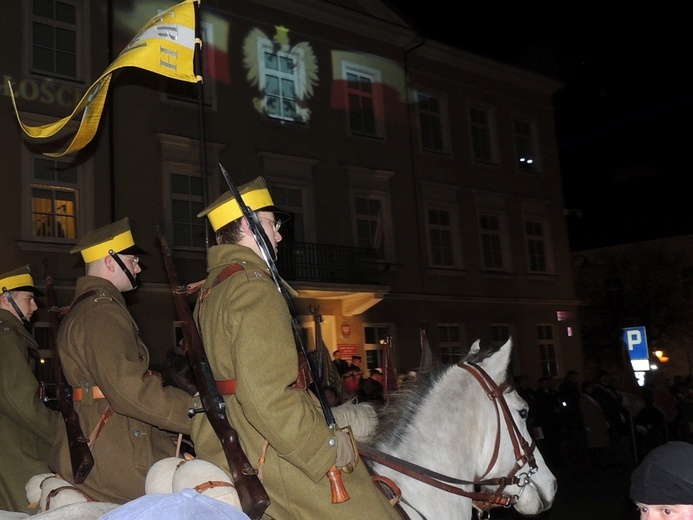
[388,1,693,250]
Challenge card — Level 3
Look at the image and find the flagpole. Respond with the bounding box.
[192,0,211,250]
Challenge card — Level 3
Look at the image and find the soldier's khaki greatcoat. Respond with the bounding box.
[0,309,59,511]
[192,244,399,519]
[49,276,194,503]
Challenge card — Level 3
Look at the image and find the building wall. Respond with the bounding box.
[0,0,582,384]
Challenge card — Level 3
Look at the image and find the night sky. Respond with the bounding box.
[387,0,693,251]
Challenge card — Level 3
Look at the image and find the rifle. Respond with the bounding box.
[43,259,94,484]
[219,164,350,503]
[158,229,270,520]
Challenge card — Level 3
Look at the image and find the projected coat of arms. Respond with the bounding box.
[243,25,319,123]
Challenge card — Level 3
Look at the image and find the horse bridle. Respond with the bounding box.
[359,361,538,519]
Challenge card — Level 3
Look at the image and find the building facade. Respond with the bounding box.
[1,0,582,386]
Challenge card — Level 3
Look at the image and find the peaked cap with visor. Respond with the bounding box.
[197,176,288,232]
[0,265,43,295]
[70,217,145,289]
[0,265,43,324]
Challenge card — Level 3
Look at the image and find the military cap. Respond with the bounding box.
[197,176,288,232]
[0,265,43,295]
[71,217,145,263]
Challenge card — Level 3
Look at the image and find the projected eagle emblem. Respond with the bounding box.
[243,25,319,123]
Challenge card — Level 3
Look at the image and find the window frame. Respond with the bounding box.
[25,0,89,84]
[438,323,465,365]
[348,167,395,263]
[422,182,463,270]
[415,89,450,155]
[342,61,385,139]
[513,116,541,173]
[468,104,499,165]
[537,324,558,377]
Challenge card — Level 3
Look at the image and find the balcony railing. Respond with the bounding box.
[275,241,380,285]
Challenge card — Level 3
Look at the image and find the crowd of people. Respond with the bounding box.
[0,177,400,519]
[515,366,693,474]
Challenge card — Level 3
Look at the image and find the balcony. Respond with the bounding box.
[276,241,380,285]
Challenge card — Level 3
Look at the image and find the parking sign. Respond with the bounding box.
[623,326,650,371]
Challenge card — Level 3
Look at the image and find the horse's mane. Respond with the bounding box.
[372,341,505,449]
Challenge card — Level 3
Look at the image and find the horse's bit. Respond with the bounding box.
[359,361,538,519]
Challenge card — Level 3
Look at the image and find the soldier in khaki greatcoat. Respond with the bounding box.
[48,218,195,504]
[0,266,59,511]
[193,178,399,519]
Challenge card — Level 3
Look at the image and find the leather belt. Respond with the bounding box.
[216,379,236,395]
[73,386,105,401]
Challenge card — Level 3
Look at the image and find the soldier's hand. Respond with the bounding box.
[335,429,357,471]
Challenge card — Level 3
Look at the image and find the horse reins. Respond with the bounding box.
[360,361,539,518]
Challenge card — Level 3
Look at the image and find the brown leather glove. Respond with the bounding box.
[335,429,357,470]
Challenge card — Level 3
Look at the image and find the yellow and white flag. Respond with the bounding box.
[10,0,201,157]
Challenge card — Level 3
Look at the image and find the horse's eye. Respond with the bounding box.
[519,409,528,419]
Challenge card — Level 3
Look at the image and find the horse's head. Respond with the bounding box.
[471,338,557,516]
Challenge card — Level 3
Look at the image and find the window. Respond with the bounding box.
[349,168,395,262]
[427,208,454,266]
[522,202,553,274]
[170,165,206,248]
[479,213,505,270]
[30,0,83,80]
[364,324,395,370]
[514,118,539,172]
[525,220,548,273]
[438,323,464,364]
[490,324,511,347]
[30,156,79,240]
[355,196,384,258]
[242,27,319,123]
[683,268,693,301]
[268,184,304,242]
[157,133,225,250]
[475,192,511,272]
[537,324,558,377]
[343,63,383,138]
[604,277,624,308]
[422,183,462,269]
[469,106,497,164]
[416,91,448,154]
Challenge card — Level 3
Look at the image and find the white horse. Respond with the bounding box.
[358,338,557,519]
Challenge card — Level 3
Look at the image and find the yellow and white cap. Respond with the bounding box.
[0,265,42,294]
[71,217,144,263]
[198,176,287,232]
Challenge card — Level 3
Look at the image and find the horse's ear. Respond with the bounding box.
[482,337,513,380]
[468,339,481,357]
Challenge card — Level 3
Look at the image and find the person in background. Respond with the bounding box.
[533,376,564,468]
[192,177,399,519]
[0,266,59,511]
[358,367,384,406]
[347,355,363,376]
[49,218,194,504]
[579,380,609,469]
[630,441,693,519]
[332,349,349,377]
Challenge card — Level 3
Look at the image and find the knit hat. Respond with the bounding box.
[630,441,693,504]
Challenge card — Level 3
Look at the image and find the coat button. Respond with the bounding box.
[329,438,336,447]
[133,430,142,437]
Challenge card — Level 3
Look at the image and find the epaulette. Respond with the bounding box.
[0,318,19,336]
